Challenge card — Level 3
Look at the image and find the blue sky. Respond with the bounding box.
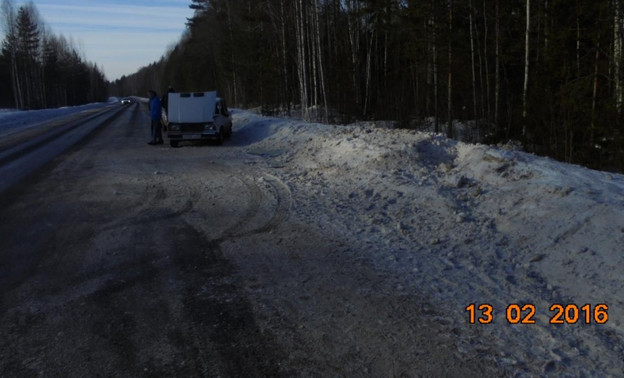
[14,0,195,81]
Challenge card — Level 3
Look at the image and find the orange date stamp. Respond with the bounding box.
[465,303,609,325]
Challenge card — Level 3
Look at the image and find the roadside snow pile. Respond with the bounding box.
[234,110,624,375]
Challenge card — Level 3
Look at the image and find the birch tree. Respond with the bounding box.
[15,4,42,109]
[522,0,530,137]
[480,0,490,126]
[469,0,478,123]
[447,0,453,139]
[313,0,328,121]
[295,0,309,120]
[346,0,361,112]
[430,0,439,132]
[614,0,623,114]
[494,0,500,130]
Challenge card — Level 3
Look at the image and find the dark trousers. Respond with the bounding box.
[151,119,162,142]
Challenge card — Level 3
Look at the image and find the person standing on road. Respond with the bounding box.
[148,90,163,145]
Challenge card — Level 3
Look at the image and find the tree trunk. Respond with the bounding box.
[577,1,581,78]
[425,17,432,118]
[469,0,478,124]
[591,46,600,136]
[494,0,500,130]
[447,0,453,139]
[224,0,238,106]
[432,1,439,133]
[347,0,360,110]
[544,0,549,54]
[295,0,309,120]
[363,28,375,118]
[279,0,290,114]
[614,0,623,114]
[482,0,491,127]
[309,2,318,120]
[11,49,24,109]
[313,0,328,121]
[522,0,531,138]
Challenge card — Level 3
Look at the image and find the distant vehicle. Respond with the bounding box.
[120,98,133,105]
[166,91,232,147]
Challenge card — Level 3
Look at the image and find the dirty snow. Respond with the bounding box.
[2,104,623,375]
[235,110,624,376]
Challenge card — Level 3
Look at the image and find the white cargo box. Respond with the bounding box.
[167,91,216,123]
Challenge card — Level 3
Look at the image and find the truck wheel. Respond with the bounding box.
[170,140,179,147]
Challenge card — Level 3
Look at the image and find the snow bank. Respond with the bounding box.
[234,110,624,375]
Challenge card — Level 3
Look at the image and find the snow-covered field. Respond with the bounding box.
[235,110,624,375]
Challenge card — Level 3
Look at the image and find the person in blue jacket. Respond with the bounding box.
[148,90,163,145]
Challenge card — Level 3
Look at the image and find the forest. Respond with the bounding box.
[0,1,108,110]
[3,0,623,172]
[110,0,624,172]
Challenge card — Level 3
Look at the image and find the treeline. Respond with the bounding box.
[0,0,107,110]
[111,0,624,171]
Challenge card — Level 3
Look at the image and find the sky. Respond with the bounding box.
[12,0,196,81]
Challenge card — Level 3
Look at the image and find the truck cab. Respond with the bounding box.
[166,91,233,147]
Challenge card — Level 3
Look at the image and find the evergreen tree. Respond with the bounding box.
[108,0,623,171]
[0,0,108,109]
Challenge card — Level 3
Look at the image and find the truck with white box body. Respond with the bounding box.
[166,91,232,147]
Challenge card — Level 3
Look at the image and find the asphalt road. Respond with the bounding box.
[0,104,502,377]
